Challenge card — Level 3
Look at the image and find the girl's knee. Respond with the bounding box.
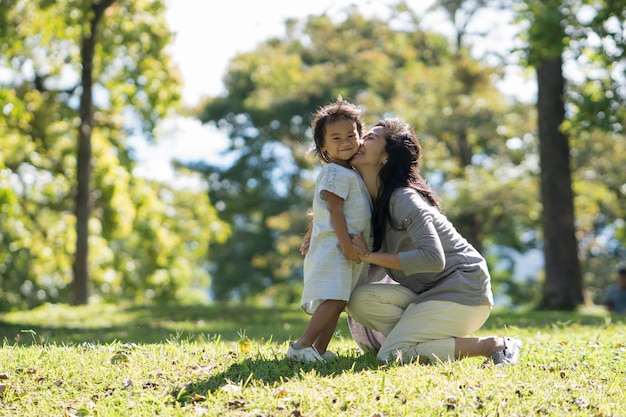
[323,299,347,306]
[319,299,347,314]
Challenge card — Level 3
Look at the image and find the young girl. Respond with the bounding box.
[287,99,372,362]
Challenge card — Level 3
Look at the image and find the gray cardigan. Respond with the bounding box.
[380,188,494,307]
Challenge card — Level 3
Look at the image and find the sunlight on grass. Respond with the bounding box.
[1,303,625,416]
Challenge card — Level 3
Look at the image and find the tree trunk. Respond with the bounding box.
[72,0,115,305]
[536,56,583,310]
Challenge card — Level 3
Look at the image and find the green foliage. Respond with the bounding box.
[195,5,540,301]
[98,0,182,136]
[570,128,626,298]
[518,0,570,64]
[517,0,626,136]
[0,0,226,311]
[565,2,626,133]
[515,0,626,306]
[1,0,623,310]
[1,303,625,416]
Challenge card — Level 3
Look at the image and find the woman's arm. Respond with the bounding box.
[351,190,445,274]
[351,233,402,270]
[391,190,445,274]
[327,192,360,263]
[300,221,312,255]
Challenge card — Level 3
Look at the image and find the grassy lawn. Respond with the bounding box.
[1,302,625,416]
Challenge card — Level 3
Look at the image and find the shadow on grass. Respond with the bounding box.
[182,352,382,397]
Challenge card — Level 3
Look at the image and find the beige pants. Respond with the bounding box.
[346,283,491,363]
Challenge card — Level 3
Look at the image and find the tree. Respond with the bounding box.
[73,0,116,305]
[518,0,626,309]
[564,1,626,299]
[0,0,228,310]
[426,0,539,252]
[536,53,583,310]
[195,5,537,301]
[531,1,584,309]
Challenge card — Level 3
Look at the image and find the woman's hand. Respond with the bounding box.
[300,223,313,255]
[351,233,371,262]
[352,233,404,270]
[300,232,311,256]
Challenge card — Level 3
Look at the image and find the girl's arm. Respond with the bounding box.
[327,192,360,263]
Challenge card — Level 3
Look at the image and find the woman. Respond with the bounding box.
[347,118,522,365]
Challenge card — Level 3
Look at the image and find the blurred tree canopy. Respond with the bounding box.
[515,0,626,308]
[193,4,542,302]
[561,0,626,300]
[1,0,623,312]
[194,1,625,307]
[0,0,229,311]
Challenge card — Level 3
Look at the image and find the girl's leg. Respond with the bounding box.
[297,299,346,352]
[377,301,491,364]
[312,301,344,354]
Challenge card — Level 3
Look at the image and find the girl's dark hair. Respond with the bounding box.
[372,118,441,251]
[311,98,363,163]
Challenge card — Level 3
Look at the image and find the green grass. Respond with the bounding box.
[1,302,625,416]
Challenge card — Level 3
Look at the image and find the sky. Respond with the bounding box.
[166,0,442,103]
[130,0,534,185]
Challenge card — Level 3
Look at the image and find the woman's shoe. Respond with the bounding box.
[286,343,323,362]
[490,337,522,366]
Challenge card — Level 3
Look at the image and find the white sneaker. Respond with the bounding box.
[286,343,323,362]
[490,337,522,366]
[321,350,338,361]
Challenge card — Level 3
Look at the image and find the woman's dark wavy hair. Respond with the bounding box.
[372,118,441,251]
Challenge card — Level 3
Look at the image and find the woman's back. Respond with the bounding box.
[381,187,493,307]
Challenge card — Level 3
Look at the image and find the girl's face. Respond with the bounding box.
[350,126,388,171]
[321,119,360,167]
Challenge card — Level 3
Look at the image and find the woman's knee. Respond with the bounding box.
[346,286,375,318]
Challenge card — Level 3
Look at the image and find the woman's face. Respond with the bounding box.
[351,126,388,171]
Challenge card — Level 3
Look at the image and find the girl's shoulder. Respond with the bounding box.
[322,163,360,178]
[330,162,358,172]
